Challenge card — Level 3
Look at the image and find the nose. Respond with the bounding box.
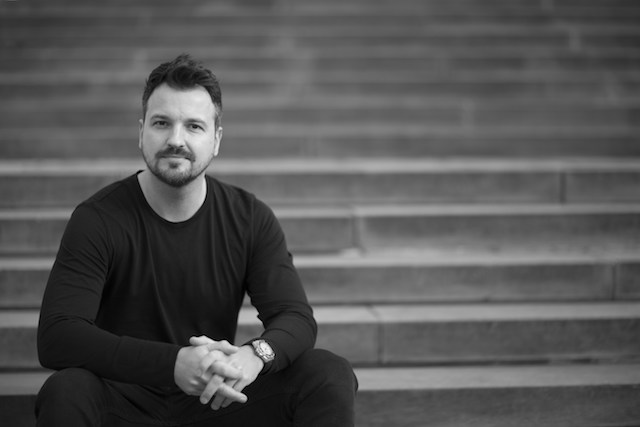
[167,124,186,148]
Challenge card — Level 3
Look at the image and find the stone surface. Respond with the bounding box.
[3,364,640,427]
[5,303,640,369]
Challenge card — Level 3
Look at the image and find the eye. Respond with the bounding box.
[152,120,168,128]
[189,123,204,131]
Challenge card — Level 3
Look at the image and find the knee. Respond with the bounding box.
[293,349,358,392]
[36,368,105,410]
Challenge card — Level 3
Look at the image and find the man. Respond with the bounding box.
[36,54,358,426]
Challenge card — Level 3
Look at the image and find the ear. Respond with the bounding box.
[213,126,223,156]
[138,119,144,150]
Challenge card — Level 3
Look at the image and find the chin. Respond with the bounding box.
[152,166,196,188]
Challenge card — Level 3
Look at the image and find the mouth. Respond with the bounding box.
[157,151,194,162]
[161,154,188,159]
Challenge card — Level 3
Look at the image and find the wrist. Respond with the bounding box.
[241,344,265,371]
[250,339,275,375]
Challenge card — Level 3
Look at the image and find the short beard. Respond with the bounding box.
[143,147,212,188]
[149,165,199,188]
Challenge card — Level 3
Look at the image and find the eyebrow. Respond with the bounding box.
[148,114,208,127]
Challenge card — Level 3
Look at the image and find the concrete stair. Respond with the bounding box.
[1,0,640,426]
[3,364,640,427]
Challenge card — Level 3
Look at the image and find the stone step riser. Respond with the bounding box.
[2,78,629,96]
[3,56,639,74]
[5,0,639,9]
[3,27,638,49]
[0,34,580,49]
[5,258,638,309]
[3,305,639,369]
[2,134,639,159]
[6,8,639,22]
[6,47,638,67]
[3,364,640,427]
[355,382,640,427]
[2,106,637,129]
[357,210,640,256]
[3,209,640,256]
[4,168,640,208]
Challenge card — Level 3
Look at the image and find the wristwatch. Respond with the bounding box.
[251,339,275,364]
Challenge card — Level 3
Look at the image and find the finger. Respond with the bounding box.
[200,374,224,404]
[204,340,239,354]
[211,378,237,410]
[221,377,250,408]
[207,360,243,380]
[211,382,247,410]
[189,335,214,346]
[198,350,225,377]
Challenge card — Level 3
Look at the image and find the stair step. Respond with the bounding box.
[5,159,640,208]
[1,77,620,104]
[354,204,640,257]
[3,302,639,369]
[1,364,639,427]
[1,128,639,159]
[5,253,639,309]
[3,8,637,33]
[5,46,637,70]
[4,50,639,75]
[4,204,640,256]
[1,100,637,130]
[355,363,640,427]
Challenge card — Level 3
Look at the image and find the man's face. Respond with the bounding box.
[139,83,222,187]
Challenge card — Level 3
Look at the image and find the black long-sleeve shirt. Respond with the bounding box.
[38,173,317,389]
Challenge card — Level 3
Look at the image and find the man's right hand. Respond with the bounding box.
[174,338,247,405]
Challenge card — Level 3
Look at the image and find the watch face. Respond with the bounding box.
[254,340,275,361]
[259,341,273,356]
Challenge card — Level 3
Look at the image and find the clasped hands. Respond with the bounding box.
[174,335,264,410]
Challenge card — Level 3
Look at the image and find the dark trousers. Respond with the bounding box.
[35,349,358,427]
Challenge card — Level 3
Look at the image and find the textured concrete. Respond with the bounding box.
[357,204,640,256]
[0,254,622,309]
[5,303,640,369]
[3,364,640,427]
[2,0,640,426]
[6,205,640,256]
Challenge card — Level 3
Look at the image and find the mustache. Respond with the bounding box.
[156,146,195,161]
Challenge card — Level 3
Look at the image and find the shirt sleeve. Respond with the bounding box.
[244,200,318,374]
[37,204,181,387]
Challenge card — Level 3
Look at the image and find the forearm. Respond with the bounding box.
[38,315,180,387]
[256,306,317,374]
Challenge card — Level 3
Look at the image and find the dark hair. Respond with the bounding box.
[142,54,223,128]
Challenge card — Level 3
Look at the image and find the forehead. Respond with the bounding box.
[145,83,217,122]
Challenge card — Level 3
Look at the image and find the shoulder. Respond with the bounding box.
[72,173,142,226]
[206,175,272,217]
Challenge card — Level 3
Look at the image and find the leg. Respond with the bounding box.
[283,349,358,427]
[174,348,358,427]
[35,368,172,426]
[35,368,110,427]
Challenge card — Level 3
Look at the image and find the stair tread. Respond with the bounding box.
[5,203,640,217]
[4,158,640,175]
[356,363,640,390]
[4,302,639,329]
[5,251,640,269]
[2,363,639,396]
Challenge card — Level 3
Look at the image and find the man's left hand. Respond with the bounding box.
[190,336,264,410]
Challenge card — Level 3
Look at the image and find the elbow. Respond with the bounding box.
[37,326,58,370]
[37,317,71,370]
[309,315,318,345]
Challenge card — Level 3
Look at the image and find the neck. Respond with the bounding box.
[137,170,207,222]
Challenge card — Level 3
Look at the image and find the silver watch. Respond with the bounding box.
[251,339,275,363]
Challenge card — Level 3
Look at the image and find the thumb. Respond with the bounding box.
[189,335,214,346]
[205,340,239,354]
